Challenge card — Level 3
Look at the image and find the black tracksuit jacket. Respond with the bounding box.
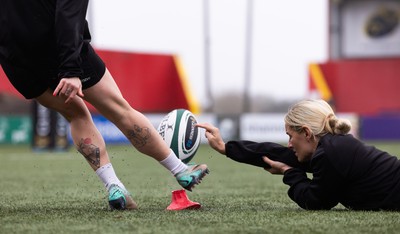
[0,0,90,79]
[225,134,400,210]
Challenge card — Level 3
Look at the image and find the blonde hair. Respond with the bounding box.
[284,99,351,137]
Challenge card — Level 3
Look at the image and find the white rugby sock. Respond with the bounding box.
[95,163,125,191]
[159,150,188,175]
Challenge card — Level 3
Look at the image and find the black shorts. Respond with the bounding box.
[1,44,105,99]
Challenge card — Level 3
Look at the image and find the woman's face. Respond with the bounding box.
[285,124,316,162]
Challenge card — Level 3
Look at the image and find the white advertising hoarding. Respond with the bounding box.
[240,113,359,143]
[240,113,287,143]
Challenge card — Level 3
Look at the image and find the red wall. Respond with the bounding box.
[96,50,189,113]
[314,58,400,115]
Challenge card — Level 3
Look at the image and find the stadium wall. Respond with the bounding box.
[310,58,400,115]
[95,49,200,114]
[308,58,400,140]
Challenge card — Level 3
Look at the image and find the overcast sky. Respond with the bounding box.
[89,0,328,108]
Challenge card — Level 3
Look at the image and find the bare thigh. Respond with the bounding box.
[35,89,91,121]
[83,69,131,123]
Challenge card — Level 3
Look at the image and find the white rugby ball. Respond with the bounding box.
[157,109,201,163]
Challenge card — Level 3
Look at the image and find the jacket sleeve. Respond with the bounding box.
[225,140,310,171]
[55,0,89,79]
[282,148,340,210]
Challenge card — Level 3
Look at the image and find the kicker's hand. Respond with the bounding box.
[53,77,84,103]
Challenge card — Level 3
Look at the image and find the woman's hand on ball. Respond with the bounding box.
[196,123,226,155]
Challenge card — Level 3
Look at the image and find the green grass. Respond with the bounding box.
[1,143,400,234]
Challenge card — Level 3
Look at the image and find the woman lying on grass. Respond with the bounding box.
[197,99,400,211]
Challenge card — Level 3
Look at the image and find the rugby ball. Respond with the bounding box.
[157,109,201,163]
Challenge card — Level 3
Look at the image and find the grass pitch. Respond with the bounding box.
[1,143,400,234]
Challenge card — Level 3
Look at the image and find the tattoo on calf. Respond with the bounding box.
[127,124,151,148]
[77,138,101,168]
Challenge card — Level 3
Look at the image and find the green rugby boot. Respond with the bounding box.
[108,184,137,210]
[175,164,209,191]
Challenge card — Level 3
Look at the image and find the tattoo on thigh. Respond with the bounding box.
[127,124,151,148]
[77,138,100,168]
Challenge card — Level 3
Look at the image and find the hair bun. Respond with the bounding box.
[333,118,352,135]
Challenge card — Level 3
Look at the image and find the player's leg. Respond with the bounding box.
[82,68,209,191]
[35,89,137,210]
[2,54,137,210]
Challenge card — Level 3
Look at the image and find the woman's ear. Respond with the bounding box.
[302,126,314,140]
